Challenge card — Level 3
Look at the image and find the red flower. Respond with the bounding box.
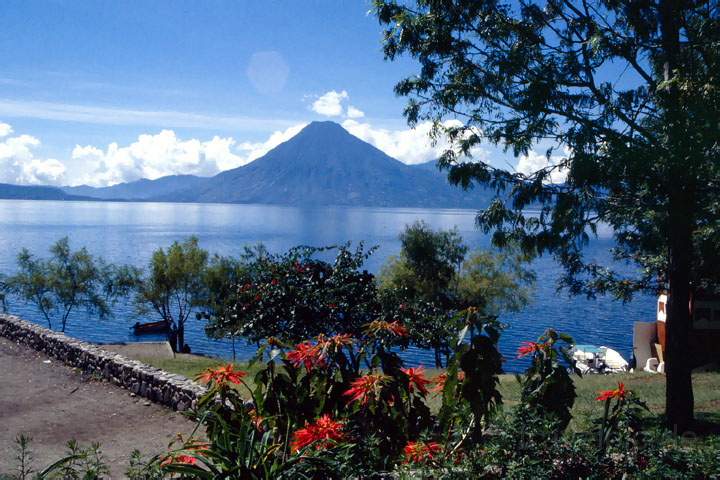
[316,333,353,352]
[343,373,389,405]
[401,367,431,395]
[596,382,628,401]
[270,278,279,286]
[365,320,408,337]
[387,321,409,337]
[197,364,246,386]
[517,341,546,358]
[430,371,465,394]
[286,342,326,371]
[161,453,198,467]
[290,414,345,453]
[403,441,443,464]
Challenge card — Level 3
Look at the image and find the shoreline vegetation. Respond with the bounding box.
[134,351,720,433]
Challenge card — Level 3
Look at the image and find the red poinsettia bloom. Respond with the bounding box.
[596,382,628,401]
[197,364,246,385]
[161,453,198,467]
[401,367,432,395]
[290,414,345,453]
[365,320,409,337]
[516,341,547,358]
[286,342,326,371]
[430,371,466,394]
[316,333,354,350]
[343,373,389,405]
[403,441,443,464]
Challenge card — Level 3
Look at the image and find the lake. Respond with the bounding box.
[0,199,654,372]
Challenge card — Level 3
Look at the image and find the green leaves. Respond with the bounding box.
[517,329,577,432]
[7,237,137,332]
[134,236,208,351]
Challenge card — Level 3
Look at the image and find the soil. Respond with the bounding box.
[0,337,196,478]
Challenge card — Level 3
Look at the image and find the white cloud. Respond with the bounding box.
[0,125,66,185]
[71,123,308,187]
[0,122,13,137]
[19,158,66,185]
[346,106,365,119]
[311,90,349,117]
[235,123,307,166]
[341,119,489,165]
[515,149,568,184]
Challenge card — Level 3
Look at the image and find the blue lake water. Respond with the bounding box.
[0,199,654,372]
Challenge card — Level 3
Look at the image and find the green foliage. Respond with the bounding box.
[6,237,137,332]
[517,329,578,432]
[380,223,533,366]
[3,434,35,480]
[381,221,466,303]
[439,309,504,445]
[39,440,109,480]
[217,243,380,344]
[134,236,208,352]
[374,0,720,428]
[595,385,650,457]
[457,249,535,315]
[373,0,720,297]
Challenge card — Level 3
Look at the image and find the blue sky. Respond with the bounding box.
[0,1,536,187]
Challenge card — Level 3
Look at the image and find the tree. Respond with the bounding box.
[380,223,534,366]
[223,244,380,344]
[374,0,720,431]
[135,237,208,352]
[7,237,136,331]
[199,254,247,360]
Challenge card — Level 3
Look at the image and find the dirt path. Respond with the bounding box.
[0,337,196,478]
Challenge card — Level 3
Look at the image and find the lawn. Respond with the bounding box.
[138,353,720,432]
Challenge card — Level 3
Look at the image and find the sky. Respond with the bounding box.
[0,0,546,187]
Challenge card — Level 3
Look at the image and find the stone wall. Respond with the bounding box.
[0,314,206,411]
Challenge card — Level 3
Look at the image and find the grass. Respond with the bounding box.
[136,353,720,432]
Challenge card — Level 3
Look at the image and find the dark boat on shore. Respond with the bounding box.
[132,320,171,335]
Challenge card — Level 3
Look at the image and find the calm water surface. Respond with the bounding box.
[0,200,654,372]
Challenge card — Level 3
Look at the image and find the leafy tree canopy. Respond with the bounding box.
[374,0,720,431]
[7,237,137,331]
[135,236,208,352]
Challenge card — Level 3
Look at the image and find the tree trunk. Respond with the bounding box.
[660,0,695,433]
[665,219,695,431]
[177,322,185,353]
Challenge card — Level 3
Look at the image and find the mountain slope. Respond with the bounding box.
[0,184,96,201]
[164,122,493,207]
[63,175,208,200]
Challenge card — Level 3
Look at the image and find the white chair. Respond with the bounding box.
[644,357,659,373]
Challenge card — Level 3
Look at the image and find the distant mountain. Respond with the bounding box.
[63,174,209,200]
[0,183,95,201]
[54,121,495,208]
[158,122,494,207]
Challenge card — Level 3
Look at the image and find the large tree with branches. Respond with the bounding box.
[374,0,720,431]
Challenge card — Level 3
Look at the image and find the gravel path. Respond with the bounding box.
[0,337,196,478]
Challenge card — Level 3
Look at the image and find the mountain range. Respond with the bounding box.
[6,121,494,208]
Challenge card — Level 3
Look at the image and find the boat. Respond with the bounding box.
[132,320,171,335]
[571,344,629,374]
